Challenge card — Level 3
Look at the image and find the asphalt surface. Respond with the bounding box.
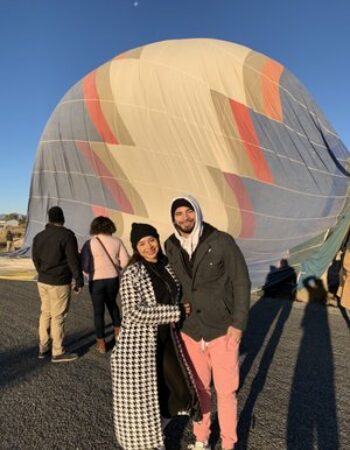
[0,280,349,450]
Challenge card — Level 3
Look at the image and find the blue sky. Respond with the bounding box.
[0,0,349,214]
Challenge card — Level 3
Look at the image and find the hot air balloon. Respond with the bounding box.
[25,38,350,288]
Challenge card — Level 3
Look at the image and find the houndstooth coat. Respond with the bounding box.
[111,261,200,450]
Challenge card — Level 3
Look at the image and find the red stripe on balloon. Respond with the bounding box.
[91,204,109,217]
[76,141,134,214]
[223,172,255,238]
[83,71,118,145]
[229,99,274,184]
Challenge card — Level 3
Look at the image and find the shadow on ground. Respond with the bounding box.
[237,295,293,450]
[286,301,339,450]
[0,326,114,390]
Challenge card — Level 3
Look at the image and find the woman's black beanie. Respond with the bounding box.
[130,223,159,251]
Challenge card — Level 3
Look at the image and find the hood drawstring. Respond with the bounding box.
[201,338,208,352]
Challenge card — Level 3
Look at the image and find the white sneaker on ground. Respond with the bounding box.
[187,442,210,449]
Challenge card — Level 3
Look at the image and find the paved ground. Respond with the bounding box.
[0,280,349,450]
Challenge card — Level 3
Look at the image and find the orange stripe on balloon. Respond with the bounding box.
[83,71,118,145]
[223,172,255,238]
[261,59,284,122]
[229,99,274,184]
[76,142,133,214]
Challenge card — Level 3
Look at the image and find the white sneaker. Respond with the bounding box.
[187,442,210,450]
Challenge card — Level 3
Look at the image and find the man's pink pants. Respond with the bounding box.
[181,332,240,450]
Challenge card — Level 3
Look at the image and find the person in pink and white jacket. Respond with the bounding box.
[81,216,129,353]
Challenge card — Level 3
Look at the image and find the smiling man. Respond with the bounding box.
[165,196,251,450]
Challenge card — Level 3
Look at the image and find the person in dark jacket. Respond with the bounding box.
[165,196,251,450]
[32,206,84,363]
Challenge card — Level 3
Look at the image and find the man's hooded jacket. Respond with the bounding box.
[165,195,251,341]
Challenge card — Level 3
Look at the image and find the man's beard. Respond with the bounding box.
[176,222,195,235]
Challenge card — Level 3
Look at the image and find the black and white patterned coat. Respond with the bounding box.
[111,261,193,450]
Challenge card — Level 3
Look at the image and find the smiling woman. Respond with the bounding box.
[136,235,159,262]
[111,222,200,450]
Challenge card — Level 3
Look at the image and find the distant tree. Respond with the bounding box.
[4,213,19,221]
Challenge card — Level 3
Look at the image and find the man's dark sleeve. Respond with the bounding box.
[65,233,84,287]
[31,237,40,273]
[224,235,251,331]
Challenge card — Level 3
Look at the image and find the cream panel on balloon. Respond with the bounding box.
[199,39,250,103]
[141,38,250,105]
[96,63,135,146]
[141,39,209,84]
[106,142,231,232]
[108,51,247,233]
[116,96,246,212]
[150,59,251,174]
[109,59,167,113]
[112,62,246,176]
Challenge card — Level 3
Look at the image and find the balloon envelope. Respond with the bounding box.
[26,38,350,287]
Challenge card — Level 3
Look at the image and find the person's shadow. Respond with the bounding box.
[239,262,297,390]
[338,301,350,329]
[232,262,296,449]
[263,261,297,299]
[236,295,293,449]
[302,276,328,304]
[287,297,339,449]
[326,256,350,329]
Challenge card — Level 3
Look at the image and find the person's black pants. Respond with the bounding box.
[89,277,120,338]
[157,332,191,418]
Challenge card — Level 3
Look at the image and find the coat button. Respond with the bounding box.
[196,309,201,313]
